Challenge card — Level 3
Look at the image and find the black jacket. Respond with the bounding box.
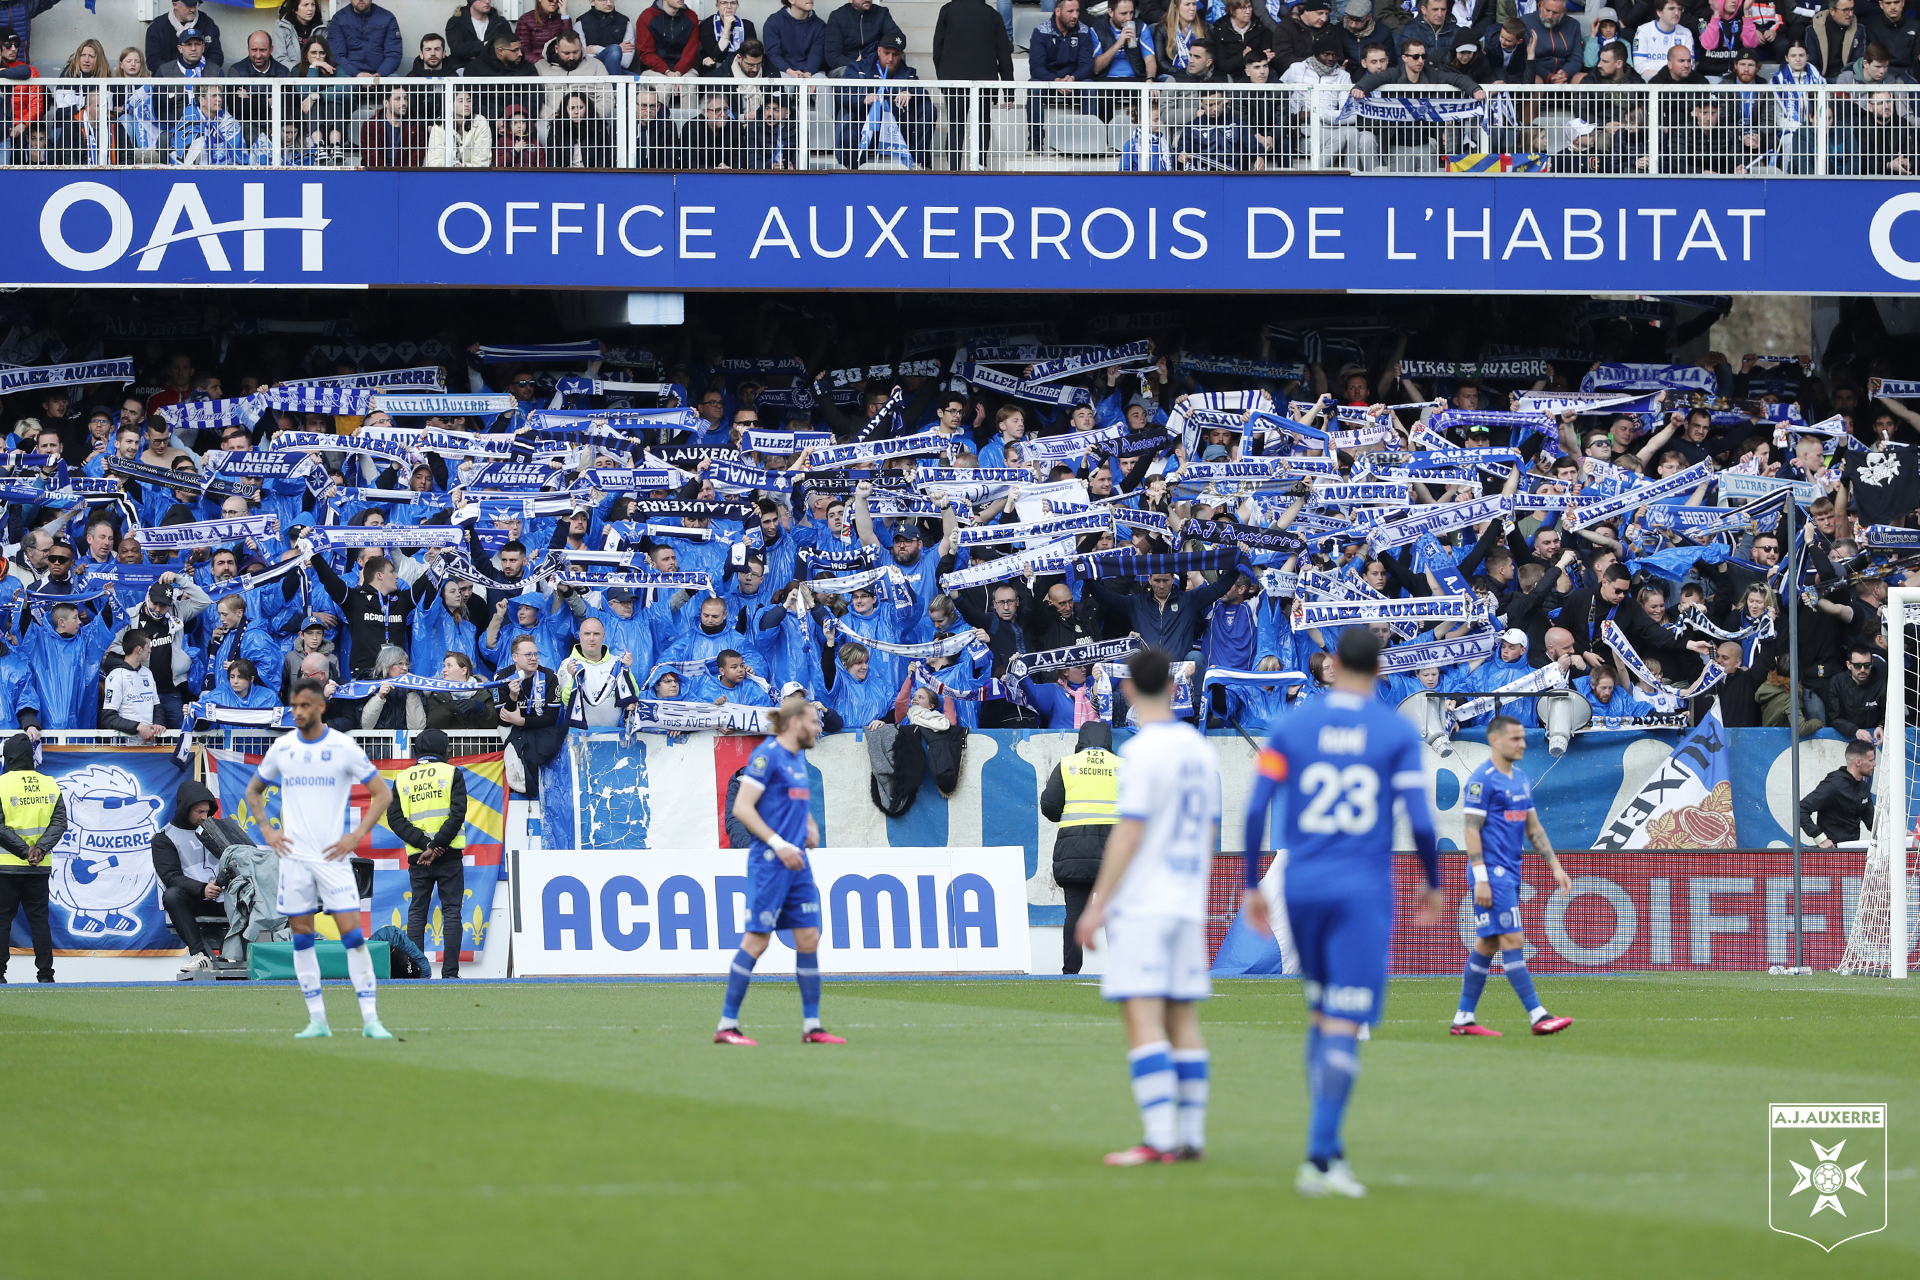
[447,4,515,69]
[149,778,248,892]
[1040,721,1116,885]
[933,0,1015,79]
[311,558,432,678]
[499,664,567,771]
[1799,765,1874,843]
[1826,664,1887,740]
[385,759,469,858]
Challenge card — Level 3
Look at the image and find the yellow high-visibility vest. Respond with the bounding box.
[395,762,464,849]
[1057,748,1120,828]
[0,770,60,867]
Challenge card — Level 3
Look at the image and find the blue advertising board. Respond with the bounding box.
[10,171,1920,294]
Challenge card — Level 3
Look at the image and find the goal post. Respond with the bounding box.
[1838,588,1917,977]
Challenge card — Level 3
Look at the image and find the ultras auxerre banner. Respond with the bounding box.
[515,847,1030,976]
[12,171,1920,294]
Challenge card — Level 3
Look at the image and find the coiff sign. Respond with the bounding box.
[513,847,1030,976]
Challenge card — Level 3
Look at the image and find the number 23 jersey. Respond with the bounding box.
[1258,691,1427,901]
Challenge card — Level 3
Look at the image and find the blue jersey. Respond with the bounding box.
[741,738,810,859]
[1255,690,1429,901]
[1463,760,1532,872]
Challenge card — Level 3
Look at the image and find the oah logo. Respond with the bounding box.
[48,764,165,938]
[1870,192,1920,281]
[38,180,329,274]
[1769,1103,1889,1251]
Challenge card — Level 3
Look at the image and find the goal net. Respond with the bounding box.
[1836,591,1920,977]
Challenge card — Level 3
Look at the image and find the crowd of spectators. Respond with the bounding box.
[0,0,1912,170]
[0,294,1910,802]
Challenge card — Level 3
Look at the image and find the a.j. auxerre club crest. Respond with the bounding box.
[1769,1103,1888,1251]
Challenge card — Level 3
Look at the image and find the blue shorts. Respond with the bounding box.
[747,850,821,934]
[1284,890,1390,1027]
[1474,865,1524,939]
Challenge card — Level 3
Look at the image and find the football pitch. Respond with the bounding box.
[2,973,1915,1278]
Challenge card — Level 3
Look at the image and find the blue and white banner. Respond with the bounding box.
[5,748,184,957]
[11,174,1920,296]
[1592,705,1734,850]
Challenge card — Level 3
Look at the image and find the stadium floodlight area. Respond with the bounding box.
[1837,591,1919,978]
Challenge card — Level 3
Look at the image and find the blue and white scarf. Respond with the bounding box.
[1399,359,1552,380]
[135,514,278,551]
[1005,636,1140,680]
[1376,627,1501,676]
[1568,461,1712,530]
[1367,493,1510,553]
[1020,423,1125,463]
[742,429,834,455]
[282,366,445,392]
[806,431,958,470]
[1581,363,1717,394]
[956,512,1110,548]
[1176,353,1307,381]
[162,393,267,431]
[1025,341,1154,384]
[1295,595,1482,629]
[1335,94,1487,127]
[939,542,1072,592]
[475,342,602,365]
[372,393,514,419]
[956,362,1095,407]
[0,358,134,395]
[264,385,374,417]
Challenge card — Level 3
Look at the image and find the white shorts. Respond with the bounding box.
[1100,914,1211,1003]
[276,858,361,918]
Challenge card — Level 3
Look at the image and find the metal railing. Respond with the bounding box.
[37,727,508,761]
[6,76,1914,176]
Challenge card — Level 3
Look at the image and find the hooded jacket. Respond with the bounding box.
[150,778,248,892]
[1040,720,1117,885]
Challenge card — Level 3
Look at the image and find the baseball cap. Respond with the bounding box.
[177,27,206,44]
[147,582,175,608]
[1454,38,1480,53]
[0,27,19,46]
[1501,628,1528,646]
[1588,4,1619,22]
[779,680,808,700]
[606,586,636,604]
[1568,117,1598,139]
[300,615,328,631]
[880,31,905,50]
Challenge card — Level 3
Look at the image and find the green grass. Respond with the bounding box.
[1,973,1916,1278]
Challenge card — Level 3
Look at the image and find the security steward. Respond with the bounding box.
[0,733,68,983]
[1799,738,1876,848]
[385,729,469,979]
[1039,719,1119,975]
